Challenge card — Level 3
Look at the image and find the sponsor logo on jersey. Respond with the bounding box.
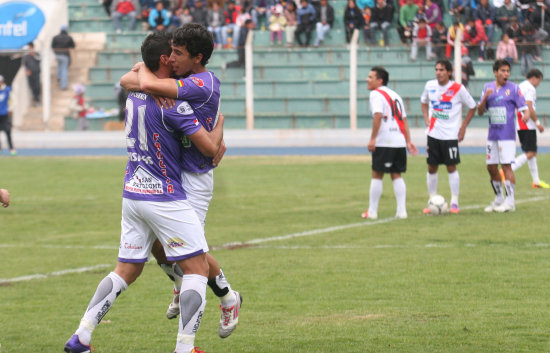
[433,101,452,110]
[177,101,194,115]
[193,118,199,126]
[191,77,204,87]
[167,237,186,248]
[122,242,143,250]
[125,165,163,194]
[505,89,510,96]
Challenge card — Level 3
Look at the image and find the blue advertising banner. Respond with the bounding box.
[0,1,45,49]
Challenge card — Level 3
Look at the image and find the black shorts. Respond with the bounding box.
[0,114,9,131]
[426,136,460,166]
[372,147,407,173]
[517,130,537,152]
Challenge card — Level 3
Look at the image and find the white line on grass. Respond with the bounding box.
[217,195,550,249]
[0,264,112,284]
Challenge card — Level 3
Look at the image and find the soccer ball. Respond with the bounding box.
[427,194,449,215]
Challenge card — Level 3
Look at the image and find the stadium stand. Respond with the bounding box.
[68,0,549,130]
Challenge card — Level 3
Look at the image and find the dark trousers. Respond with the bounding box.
[295,23,313,45]
[27,73,41,102]
[0,114,14,150]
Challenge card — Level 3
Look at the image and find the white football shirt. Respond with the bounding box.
[420,79,477,140]
[516,80,536,130]
[369,86,407,148]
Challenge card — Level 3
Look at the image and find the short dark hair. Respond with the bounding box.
[436,59,452,72]
[526,68,543,79]
[371,66,389,86]
[141,31,172,72]
[172,23,214,66]
[493,59,511,72]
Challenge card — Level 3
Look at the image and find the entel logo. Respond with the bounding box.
[0,1,45,49]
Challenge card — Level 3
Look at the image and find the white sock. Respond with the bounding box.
[504,180,515,206]
[528,156,540,184]
[512,153,527,172]
[368,179,383,214]
[392,177,406,215]
[427,171,438,196]
[175,274,207,353]
[211,269,235,307]
[448,171,459,205]
[76,272,128,345]
[491,180,505,204]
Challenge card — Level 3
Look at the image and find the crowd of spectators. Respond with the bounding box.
[99,0,550,68]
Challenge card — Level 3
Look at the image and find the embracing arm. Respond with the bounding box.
[188,113,225,157]
[138,64,179,98]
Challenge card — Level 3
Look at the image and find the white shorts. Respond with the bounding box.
[182,170,214,228]
[486,140,516,165]
[119,198,209,263]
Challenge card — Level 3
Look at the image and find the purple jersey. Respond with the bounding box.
[175,71,221,173]
[123,91,201,201]
[480,81,527,141]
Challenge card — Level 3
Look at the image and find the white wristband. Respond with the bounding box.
[536,120,541,127]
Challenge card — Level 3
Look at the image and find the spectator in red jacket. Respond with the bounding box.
[463,18,488,61]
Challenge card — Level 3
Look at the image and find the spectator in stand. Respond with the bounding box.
[269,4,286,45]
[225,0,241,48]
[70,84,89,131]
[460,46,475,88]
[362,7,372,44]
[425,0,442,29]
[496,0,518,29]
[450,0,470,22]
[148,0,171,31]
[284,1,298,46]
[370,0,393,46]
[168,0,190,11]
[356,0,374,10]
[411,18,433,60]
[519,22,537,75]
[474,0,495,42]
[227,19,254,67]
[398,0,418,44]
[496,32,518,64]
[445,20,463,58]
[314,0,334,47]
[506,16,521,40]
[51,25,75,90]
[295,0,316,46]
[529,3,550,55]
[252,0,275,30]
[208,1,227,48]
[517,0,534,23]
[0,75,15,156]
[191,0,209,27]
[464,18,488,61]
[22,42,41,107]
[170,6,193,30]
[415,4,428,22]
[432,21,447,58]
[344,0,366,43]
[398,0,423,7]
[111,0,141,32]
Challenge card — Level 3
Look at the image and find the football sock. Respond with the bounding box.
[512,153,527,172]
[159,263,184,292]
[504,180,515,205]
[368,179,383,214]
[207,269,235,307]
[392,177,406,215]
[448,171,459,205]
[427,172,438,196]
[76,272,128,345]
[491,180,505,204]
[175,274,207,353]
[528,157,540,184]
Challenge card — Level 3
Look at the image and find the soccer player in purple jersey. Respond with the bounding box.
[478,59,529,213]
[64,32,223,353]
[120,24,242,338]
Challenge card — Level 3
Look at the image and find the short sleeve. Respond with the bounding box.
[515,85,527,111]
[420,83,429,104]
[459,85,477,109]
[369,91,385,116]
[162,100,202,136]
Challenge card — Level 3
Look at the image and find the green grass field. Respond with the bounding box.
[1,154,550,353]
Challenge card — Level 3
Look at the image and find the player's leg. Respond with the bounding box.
[494,140,517,212]
[424,136,441,214]
[443,139,461,212]
[65,199,151,353]
[362,148,386,219]
[520,130,548,188]
[151,240,184,319]
[513,130,529,173]
[174,254,209,353]
[391,148,408,219]
[485,140,506,212]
